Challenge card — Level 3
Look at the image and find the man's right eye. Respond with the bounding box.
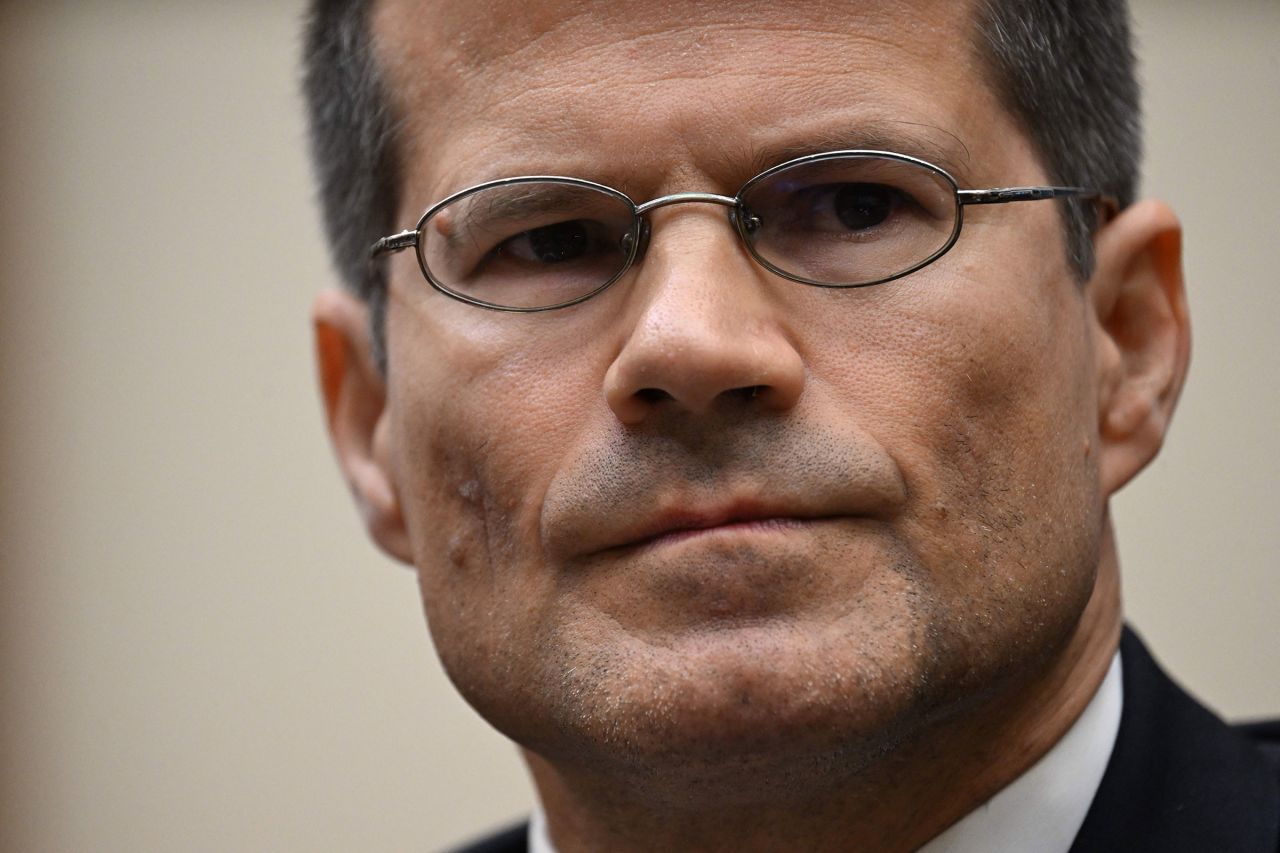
[498,219,592,264]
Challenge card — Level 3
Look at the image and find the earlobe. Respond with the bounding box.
[1090,200,1191,497]
[313,288,414,565]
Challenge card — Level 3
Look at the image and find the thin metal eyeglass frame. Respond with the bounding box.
[369,149,1116,313]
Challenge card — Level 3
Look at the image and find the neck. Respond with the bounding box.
[524,525,1123,853]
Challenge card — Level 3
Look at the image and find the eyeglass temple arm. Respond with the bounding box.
[959,186,1120,215]
[371,230,419,258]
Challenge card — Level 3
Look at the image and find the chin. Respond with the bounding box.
[477,609,943,796]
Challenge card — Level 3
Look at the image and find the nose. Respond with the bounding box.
[603,205,806,425]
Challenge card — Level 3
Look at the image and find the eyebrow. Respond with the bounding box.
[426,120,977,225]
[742,121,974,185]
[439,184,592,245]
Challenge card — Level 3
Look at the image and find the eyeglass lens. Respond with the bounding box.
[417,154,962,310]
[418,180,639,310]
[739,154,959,287]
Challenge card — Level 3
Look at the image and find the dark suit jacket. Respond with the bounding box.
[451,628,1280,852]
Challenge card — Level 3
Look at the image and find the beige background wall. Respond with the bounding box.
[1,2,1276,850]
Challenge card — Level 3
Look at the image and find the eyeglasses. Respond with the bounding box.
[371,150,1111,312]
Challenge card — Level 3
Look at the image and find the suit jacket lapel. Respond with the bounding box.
[1069,627,1280,852]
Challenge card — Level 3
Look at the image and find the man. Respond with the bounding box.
[302,0,1279,849]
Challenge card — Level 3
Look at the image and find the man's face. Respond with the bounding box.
[370,0,1107,781]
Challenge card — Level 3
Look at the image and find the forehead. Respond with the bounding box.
[372,0,1025,201]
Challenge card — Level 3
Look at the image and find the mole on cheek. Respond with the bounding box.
[433,209,454,238]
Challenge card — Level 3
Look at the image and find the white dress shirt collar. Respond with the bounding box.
[919,651,1122,852]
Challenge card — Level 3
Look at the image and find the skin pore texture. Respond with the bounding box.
[313,0,1191,849]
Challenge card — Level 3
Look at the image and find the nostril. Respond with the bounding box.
[636,387,674,403]
[731,385,765,401]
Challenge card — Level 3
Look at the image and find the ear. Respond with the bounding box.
[312,288,414,564]
[1089,199,1191,497]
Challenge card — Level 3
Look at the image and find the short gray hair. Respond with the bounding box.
[973,0,1141,279]
[303,0,399,366]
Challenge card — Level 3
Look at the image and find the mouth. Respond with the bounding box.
[604,504,841,555]
[541,434,907,564]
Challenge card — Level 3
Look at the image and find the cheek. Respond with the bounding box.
[382,300,609,679]
[814,273,1096,479]
[803,253,1103,636]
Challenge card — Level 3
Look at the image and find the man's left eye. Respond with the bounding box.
[831,182,898,231]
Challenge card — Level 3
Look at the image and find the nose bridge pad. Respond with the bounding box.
[634,218,652,261]
[728,206,760,256]
[619,218,652,264]
[733,205,761,238]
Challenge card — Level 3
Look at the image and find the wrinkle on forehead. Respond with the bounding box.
[373,0,997,207]
[376,0,961,70]
[372,0,972,119]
